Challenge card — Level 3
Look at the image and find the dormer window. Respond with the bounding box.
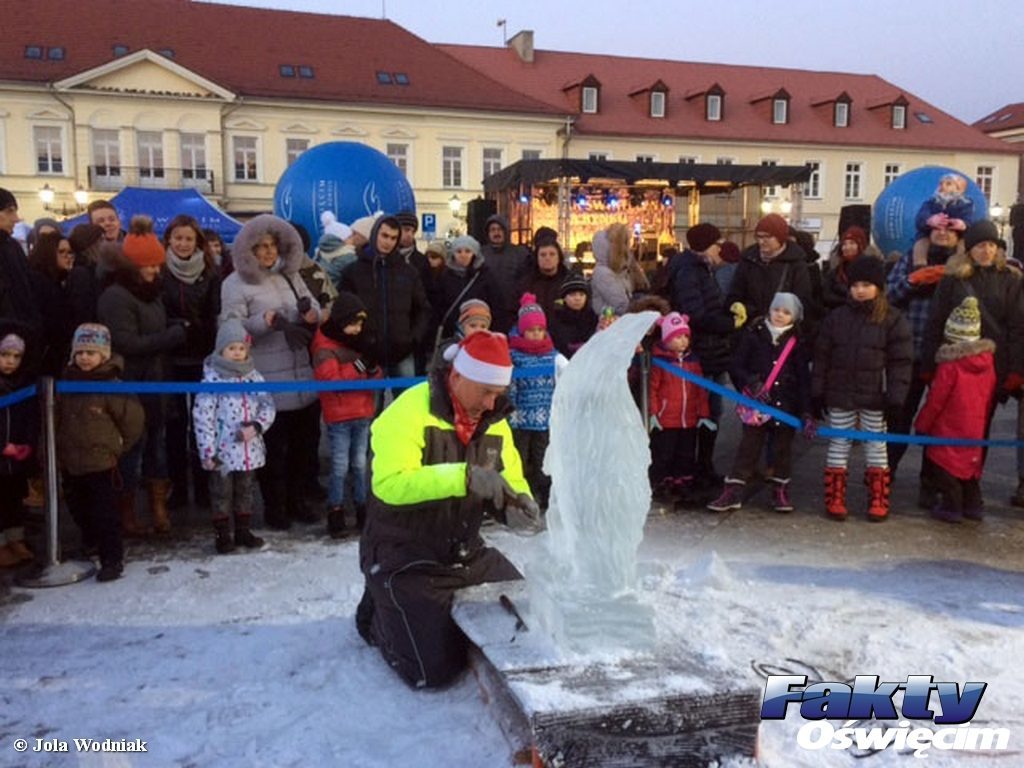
[707,93,722,121]
[834,101,850,127]
[772,98,788,124]
[892,104,907,130]
[650,91,666,118]
[582,86,599,114]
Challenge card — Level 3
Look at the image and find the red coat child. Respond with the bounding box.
[311,328,380,424]
[648,314,710,429]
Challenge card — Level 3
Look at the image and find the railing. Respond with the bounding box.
[87,166,216,194]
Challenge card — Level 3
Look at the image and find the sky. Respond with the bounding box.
[207,0,1020,124]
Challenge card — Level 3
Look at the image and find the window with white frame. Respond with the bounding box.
[180,133,206,180]
[706,94,722,121]
[650,91,666,118]
[92,129,120,178]
[232,135,259,181]
[715,156,734,165]
[588,152,609,161]
[761,159,779,197]
[285,138,309,167]
[883,163,902,187]
[137,131,164,179]
[34,125,63,174]
[387,143,408,176]
[521,149,542,161]
[482,147,503,179]
[803,161,822,199]
[636,154,655,163]
[582,86,598,114]
[834,102,849,127]
[976,166,994,200]
[892,104,906,130]
[844,162,863,199]
[772,98,788,125]
[678,155,699,164]
[442,146,463,188]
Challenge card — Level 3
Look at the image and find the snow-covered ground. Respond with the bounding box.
[2,498,1022,767]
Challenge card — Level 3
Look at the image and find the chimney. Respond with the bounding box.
[508,29,534,63]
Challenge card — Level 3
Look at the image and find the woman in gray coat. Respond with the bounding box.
[220,215,321,529]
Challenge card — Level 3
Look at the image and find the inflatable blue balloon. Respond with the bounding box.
[274,142,415,252]
[872,166,988,257]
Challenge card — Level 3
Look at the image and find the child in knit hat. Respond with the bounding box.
[0,325,37,568]
[647,312,710,505]
[311,291,380,537]
[914,296,996,523]
[457,298,492,338]
[58,323,144,581]
[549,272,597,359]
[507,293,568,509]
[192,318,276,554]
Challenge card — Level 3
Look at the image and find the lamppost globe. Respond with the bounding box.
[448,194,462,216]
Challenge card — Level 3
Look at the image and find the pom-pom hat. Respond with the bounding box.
[944,296,982,344]
[517,293,547,332]
[657,312,691,344]
[122,216,165,267]
[452,331,513,386]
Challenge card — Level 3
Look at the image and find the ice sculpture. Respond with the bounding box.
[526,311,659,653]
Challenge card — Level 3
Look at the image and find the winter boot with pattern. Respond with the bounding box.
[823,467,849,520]
[233,513,265,550]
[771,479,794,513]
[327,505,347,539]
[707,480,744,512]
[865,467,892,522]
[214,518,236,554]
[147,479,173,535]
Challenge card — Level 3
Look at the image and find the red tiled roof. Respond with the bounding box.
[1,0,561,116]
[974,103,1024,133]
[441,45,1011,154]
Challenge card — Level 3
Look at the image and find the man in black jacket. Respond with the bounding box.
[0,189,42,334]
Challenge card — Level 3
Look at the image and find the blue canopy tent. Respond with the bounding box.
[61,187,243,244]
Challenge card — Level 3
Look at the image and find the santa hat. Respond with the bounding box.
[657,312,691,344]
[451,331,513,386]
[517,293,547,333]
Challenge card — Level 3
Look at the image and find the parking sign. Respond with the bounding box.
[422,213,436,237]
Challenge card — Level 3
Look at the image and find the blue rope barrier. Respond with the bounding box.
[0,384,38,410]
[650,356,1022,448]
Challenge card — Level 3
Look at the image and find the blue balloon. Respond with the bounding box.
[872,166,988,257]
[274,142,416,252]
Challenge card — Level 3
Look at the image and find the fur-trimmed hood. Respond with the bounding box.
[230,214,306,285]
[942,250,1015,280]
[935,337,996,365]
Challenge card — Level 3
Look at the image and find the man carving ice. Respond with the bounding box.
[356,330,542,688]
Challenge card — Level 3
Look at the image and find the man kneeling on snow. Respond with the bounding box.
[356,331,542,688]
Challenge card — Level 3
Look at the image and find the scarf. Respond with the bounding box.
[206,352,254,378]
[447,378,479,446]
[767,323,793,343]
[165,248,207,285]
[508,334,554,355]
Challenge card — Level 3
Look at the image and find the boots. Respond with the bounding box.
[119,491,149,538]
[771,479,794,513]
[695,424,723,490]
[96,561,124,582]
[214,518,236,554]
[865,467,892,522]
[824,467,849,520]
[327,505,347,539]
[707,480,744,512]
[147,479,173,534]
[234,513,264,549]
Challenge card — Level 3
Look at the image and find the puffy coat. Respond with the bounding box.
[161,257,221,369]
[813,298,912,411]
[667,248,736,376]
[0,230,42,332]
[434,251,499,338]
[915,339,996,480]
[219,214,319,412]
[730,321,812,423]
[56,355,144,476]
[310,328,378,424]
[920,255,1024,383]
[338,218,431,371]
[727,241,814,324]
[589,230,634,316]
[648,347,710,429]
[191,358,276,473]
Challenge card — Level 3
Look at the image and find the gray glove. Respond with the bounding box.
[505,494,544,535]
[466,465,516,511]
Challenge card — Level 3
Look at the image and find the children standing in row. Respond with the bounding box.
[0,325,37,568]
[813,257,912,521]
[58,324,144,581]
[192,319,276,554]
[648,312,710,503]
[708,293,811,513]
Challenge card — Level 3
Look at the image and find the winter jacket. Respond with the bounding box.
[97,262,186,384]
[915,339,996,480]
[727,242,814,324]
[886,241,961,359]
[434,251,499,338]
[0,230,42,333]
[731,321,812,424]
[219,214,319,413]
[813,299,913,412]
[508,344,566,431]
[56,355,144,476]
[517,260,571,322]
[66,261,103,328]
[27,269,74,377]
[161,261,221,369]
[191,358,276,473]
[361,367,530,569]
[310,328,379,424]
[338,218,430,371]
[915,196,974,240]
[648,347,710,429]
[589,230,634,317]
[920,255,1024,383]
[480,214,530,332]
[0,320,38,477]
[667,248,736,376]
[549,303,597,358]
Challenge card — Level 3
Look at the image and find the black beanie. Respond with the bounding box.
[0,187,16,211]
[559,272,589,298]
[846,256,886,292]
[964,220,1000,252]
[685,223,722,253]
[395,211,418,230]
[329,291,367,327]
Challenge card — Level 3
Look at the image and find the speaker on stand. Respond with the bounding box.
[466,198,497,244]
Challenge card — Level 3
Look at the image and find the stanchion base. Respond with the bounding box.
[16,560,97,588]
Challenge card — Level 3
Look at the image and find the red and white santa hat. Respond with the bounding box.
[450,330,513,386]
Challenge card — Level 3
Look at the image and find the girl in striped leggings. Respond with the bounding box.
[812,257,913,521]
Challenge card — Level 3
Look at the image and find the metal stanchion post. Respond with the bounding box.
[641,351,651,433]
[17,376,96,587]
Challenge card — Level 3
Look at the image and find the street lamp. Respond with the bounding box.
[38,183,55,209]
[74,187,89,207]
[760,199,773,215]
[990,202,1007,241]
[448,194,462,218]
